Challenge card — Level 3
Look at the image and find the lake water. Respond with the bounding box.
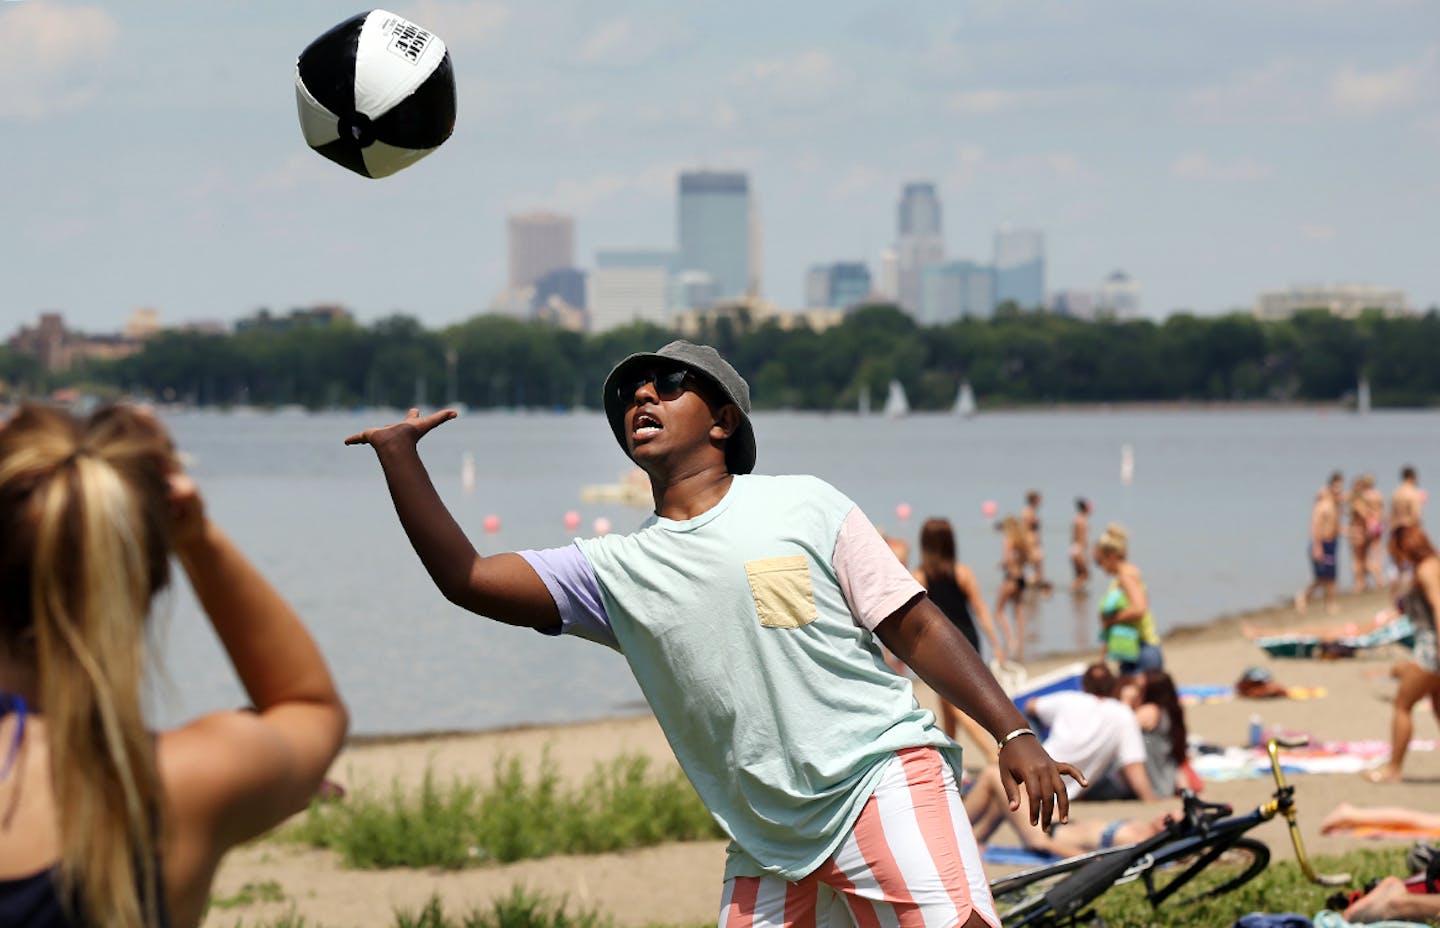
[146,407,1439,736]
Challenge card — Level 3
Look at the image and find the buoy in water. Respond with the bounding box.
[593,517,612,536]
[896,502,912,521]
[564,510,581,531]
[482,514,500,534]
[981,500,998,519]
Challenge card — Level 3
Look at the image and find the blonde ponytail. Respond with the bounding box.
[0,405,174,928]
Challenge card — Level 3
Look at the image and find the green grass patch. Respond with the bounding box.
[1082,846,1410,927]
[286,752,722,870]
[210,880,287,910]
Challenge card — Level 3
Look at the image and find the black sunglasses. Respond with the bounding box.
[618,367,692,403]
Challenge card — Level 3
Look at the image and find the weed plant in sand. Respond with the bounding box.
[288,752,721,869]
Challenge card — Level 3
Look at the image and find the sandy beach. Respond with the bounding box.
[203,589,1439,927]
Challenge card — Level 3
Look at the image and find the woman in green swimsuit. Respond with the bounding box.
[1094,523,1164,673]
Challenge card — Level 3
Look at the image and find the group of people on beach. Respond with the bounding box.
[1,338,1435,927]
[1296,466,1426,615]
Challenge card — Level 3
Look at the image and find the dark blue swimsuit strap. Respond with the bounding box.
[0,693,26,780]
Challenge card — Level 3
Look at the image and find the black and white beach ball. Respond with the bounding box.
[295,10,456,179]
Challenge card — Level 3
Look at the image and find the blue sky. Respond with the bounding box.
[2,0,1436,333]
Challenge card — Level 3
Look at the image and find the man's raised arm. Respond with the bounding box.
[345,408,559,630]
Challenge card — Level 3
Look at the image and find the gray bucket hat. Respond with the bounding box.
[601,340,756,474]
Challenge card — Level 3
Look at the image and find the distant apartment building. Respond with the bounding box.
[805,262,873,310]
[993,227,1045,310]
[507,211,575,290]
[919,261,996,324]
[7,312,145,372]
[670,295,845,340]
[1049,288,1096,320]
[1095,271,1142,318]
[531,267,586,313]
[587,266,669,333]
[1253,283,1410,321]
[235,304,353,332]
[678,171,755,305]
[895,182,944,315]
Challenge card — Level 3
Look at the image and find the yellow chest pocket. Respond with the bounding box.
[745,556,819,629]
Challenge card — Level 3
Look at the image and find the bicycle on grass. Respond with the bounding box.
[989,736,1352,927]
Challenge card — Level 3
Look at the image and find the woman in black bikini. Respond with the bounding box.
[911,519,1007,751]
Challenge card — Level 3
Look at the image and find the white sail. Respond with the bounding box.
[1356,376,1371,415]
[883,379,910,418]
[858,384,871,416]
[954,380,976,418]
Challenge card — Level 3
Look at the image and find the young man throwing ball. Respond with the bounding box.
[347,341,1081,927]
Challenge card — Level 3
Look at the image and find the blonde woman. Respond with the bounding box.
[1093,523,1164,673]
[995,516,1031,662]
[0,405,348,927]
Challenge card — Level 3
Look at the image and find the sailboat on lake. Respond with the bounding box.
[953,380,976,418]
[883,379,910,418]
[1356,376,1372,415]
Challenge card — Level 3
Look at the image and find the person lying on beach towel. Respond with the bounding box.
[1341,875,1440,924]
[1321,803,1440,839]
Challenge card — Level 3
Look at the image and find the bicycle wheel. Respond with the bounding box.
[990,847,1134,926]
[1148,836,1270,906]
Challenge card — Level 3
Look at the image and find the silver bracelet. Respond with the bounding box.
[996,727,1038,750]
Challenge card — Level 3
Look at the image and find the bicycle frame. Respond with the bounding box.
[991,736,1351,927]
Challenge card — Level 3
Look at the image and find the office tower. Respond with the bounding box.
[531,268,586,312]
[919,261,996,324]
[896,182,944,314]
[829,262,873,310]
[508,211,575,290]
[678,171,754,302]
[805,265,832,308]
[876,247,899,301]
[993,227,1045,310]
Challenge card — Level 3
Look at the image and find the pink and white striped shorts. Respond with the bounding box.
[717,746,999,928]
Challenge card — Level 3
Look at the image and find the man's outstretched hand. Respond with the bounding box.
[344,408,457,451]
[999,735,1086,830]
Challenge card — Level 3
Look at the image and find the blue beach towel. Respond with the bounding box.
[982,846,1062,867]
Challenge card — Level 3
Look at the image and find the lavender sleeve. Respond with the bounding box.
[517,543,619,650]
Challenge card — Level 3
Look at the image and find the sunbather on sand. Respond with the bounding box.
[1321,802,1440,835]
[1240,606,1403,643]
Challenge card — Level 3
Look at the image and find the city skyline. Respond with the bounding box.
[2,1,1436,334]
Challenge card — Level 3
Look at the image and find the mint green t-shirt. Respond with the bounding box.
[538,474,960,881]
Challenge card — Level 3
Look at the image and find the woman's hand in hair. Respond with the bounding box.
[168,472,208,550]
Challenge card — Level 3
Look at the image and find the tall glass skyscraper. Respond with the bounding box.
[678,171,754,303]
[896,182,944,315]
[993,227,1045,310]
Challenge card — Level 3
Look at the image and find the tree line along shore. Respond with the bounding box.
[4,303,1438,412]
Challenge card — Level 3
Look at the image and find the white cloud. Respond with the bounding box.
[399,1,510,48]
[0,3,117,118]
[1330,47,1438,115]
[1184,59,1315,124]
[1171,153,1271,183]
[734,50,846,109]
[1299,224,1337,242]
[577,17,690,68]
[946,143,987,191]
[948,88,1064,114]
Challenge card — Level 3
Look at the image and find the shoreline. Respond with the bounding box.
[203,587,1438,927]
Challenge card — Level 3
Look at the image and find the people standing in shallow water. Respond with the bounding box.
[1094,523,1164,673]
[0,405,348,928]
[1390,466,1425,590]
[1364,524,1440,784]
[996,516,1031,662]
[1070,498,1092,594]
[1347,474,1387,592]
[1296,472,1344,615]
[346,340,1080,927]
[1021,489,1049,591]
[911,518,1007,755]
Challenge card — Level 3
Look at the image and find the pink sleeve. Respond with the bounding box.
[834,506,925,631]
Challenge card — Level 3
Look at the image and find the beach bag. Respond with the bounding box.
[1105,623,1141,662]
